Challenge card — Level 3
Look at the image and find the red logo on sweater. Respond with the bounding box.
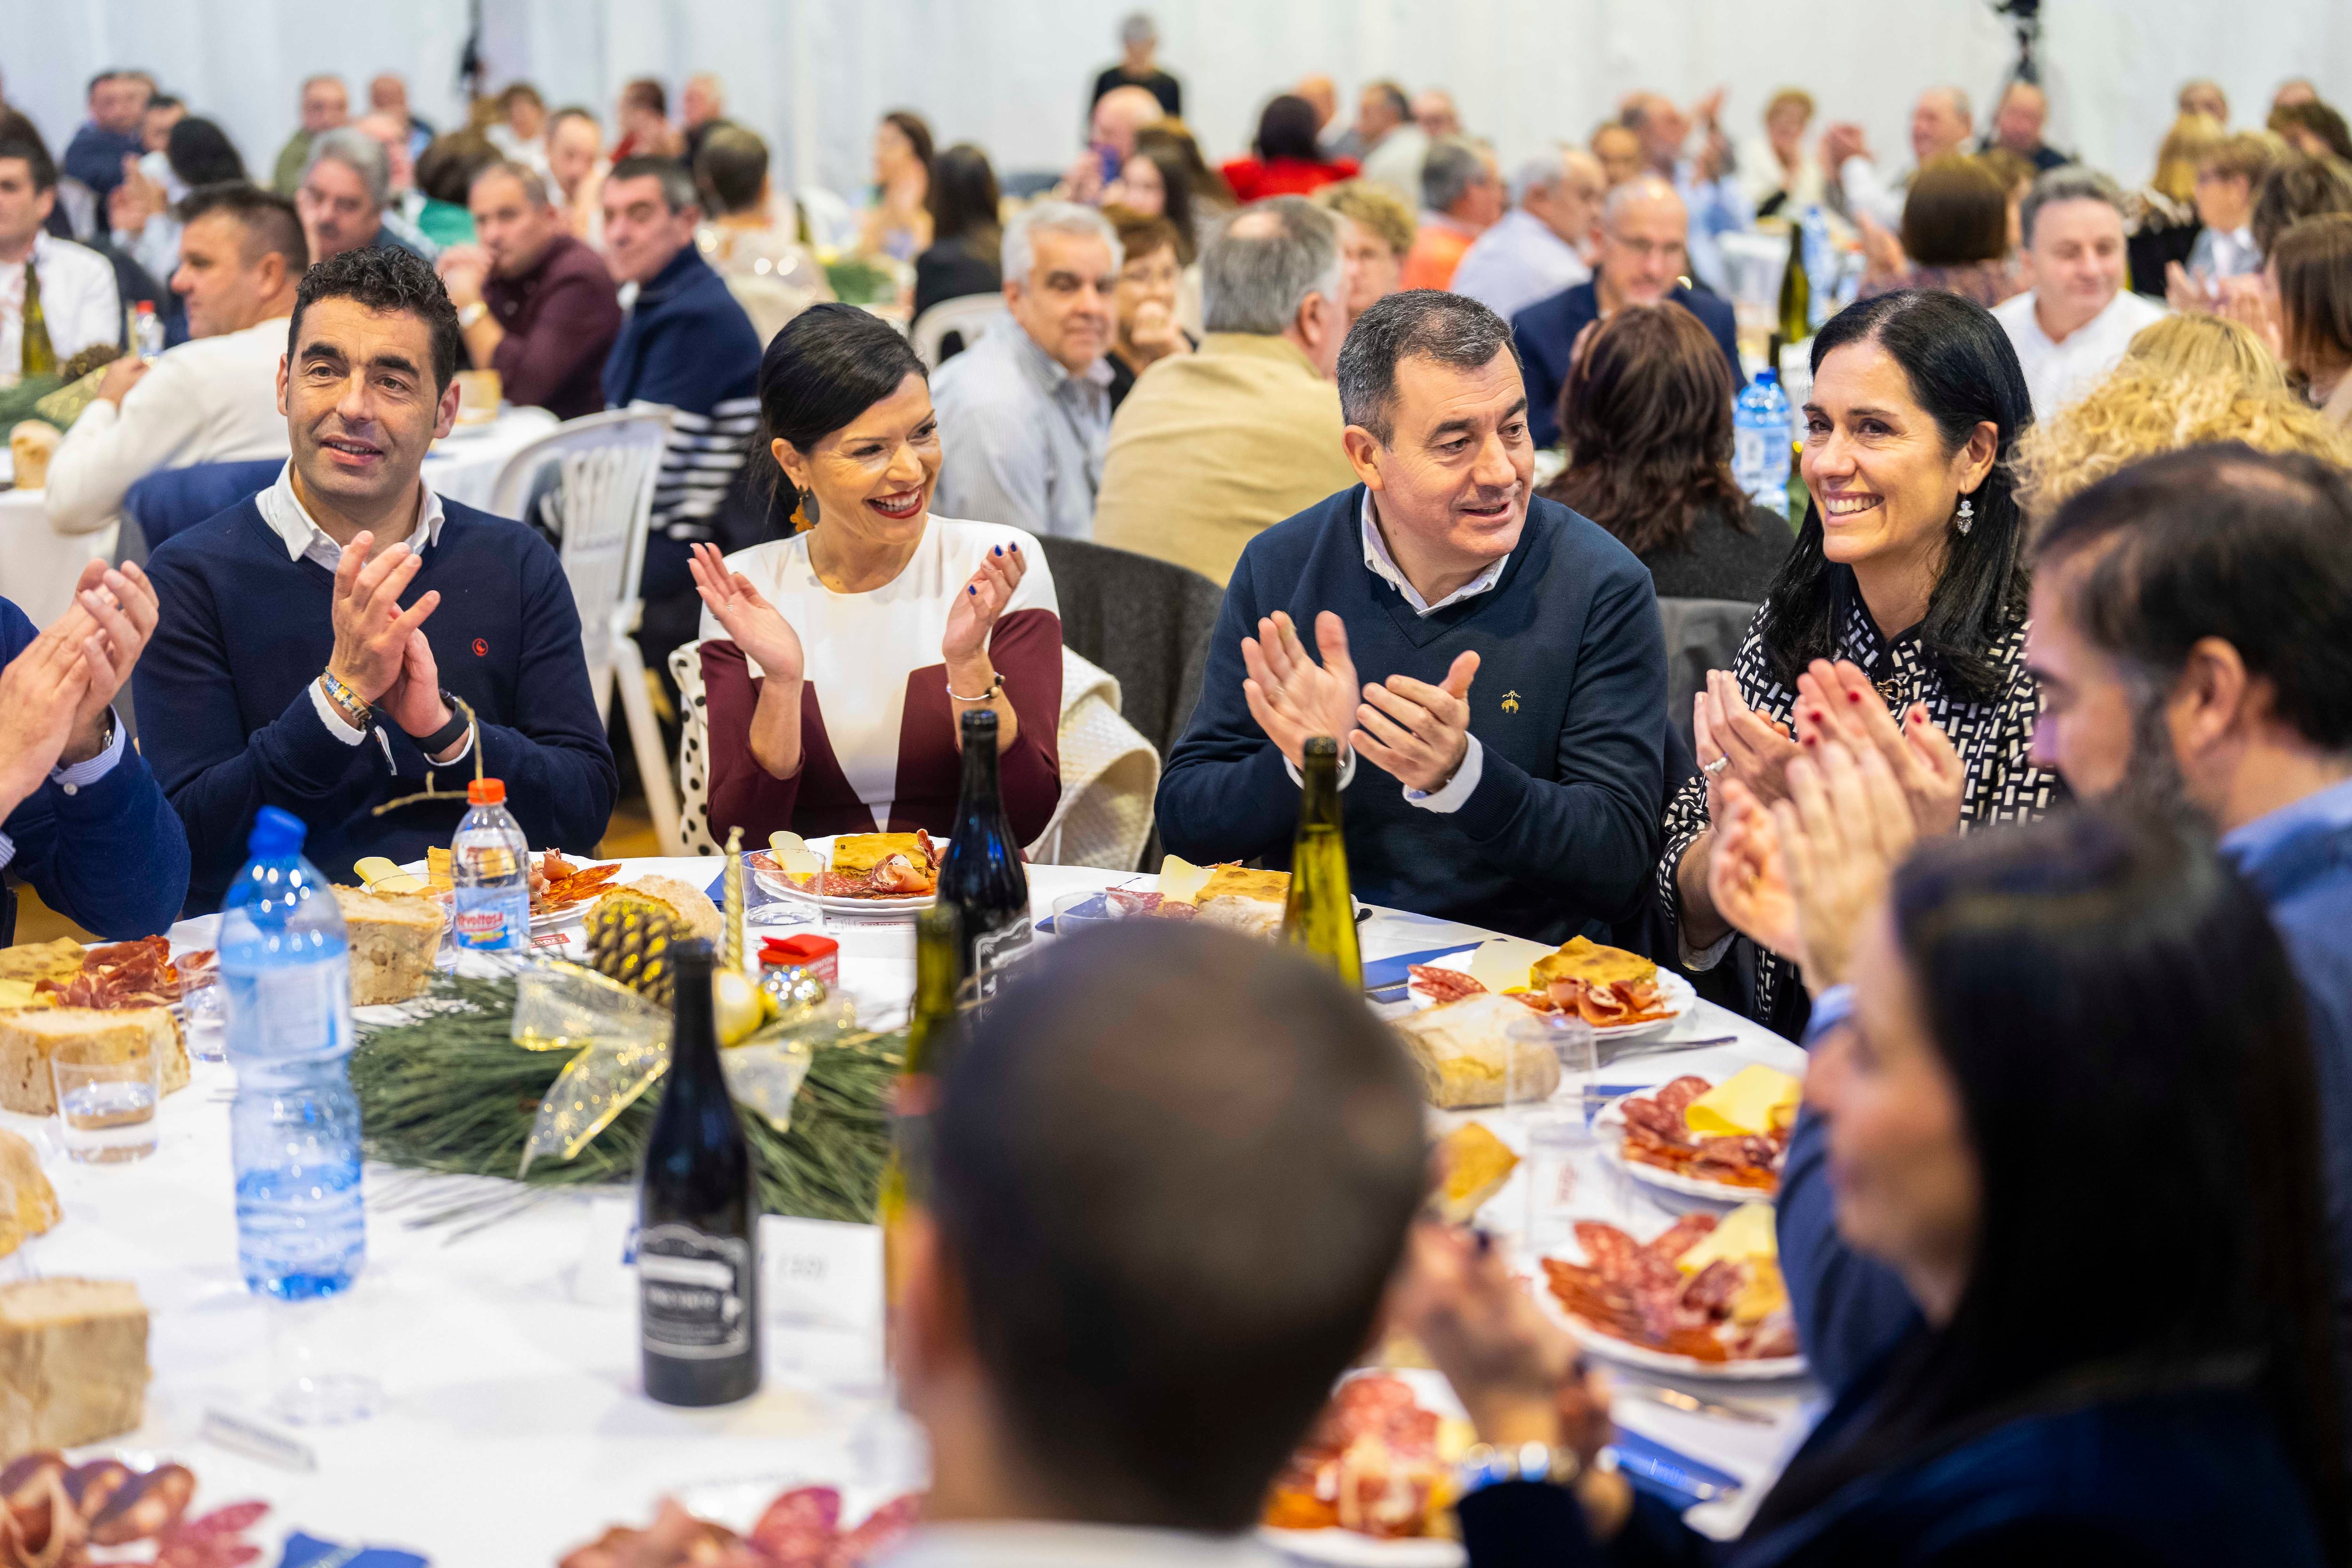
[472,638,489,657]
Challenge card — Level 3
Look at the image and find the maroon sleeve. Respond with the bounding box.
[700,640,803,841]
[488,270,624,411]
[990,607,1063,844]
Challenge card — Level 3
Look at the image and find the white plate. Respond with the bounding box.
[1412,954,1696,1041]
[1530,1240,1808,1382]
[395,858,618,934]
[1260,1368,1468,1568]
[1594,1090,1783,1205]
[749,834,941,914]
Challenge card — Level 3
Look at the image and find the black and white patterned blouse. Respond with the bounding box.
[1658,583,2062,1027]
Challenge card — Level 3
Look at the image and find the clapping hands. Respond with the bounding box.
[1788,659,1963,837]
[0,561,159,817]
[690,542,805,685]
[1241,612,1480,793]
[939,540,1026,668]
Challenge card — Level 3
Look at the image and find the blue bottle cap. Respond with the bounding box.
[248,805,308,858]
[1754,366,1779,387]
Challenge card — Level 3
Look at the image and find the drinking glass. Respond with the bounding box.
[1507,1012,1605,1259]
[1049,891,1117,937]
[51,1037,160,1163]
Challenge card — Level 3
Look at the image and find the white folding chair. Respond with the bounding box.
[486,406,685,856]
[909,294,1008,370]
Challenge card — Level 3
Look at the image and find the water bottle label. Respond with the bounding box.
[972,916,1033,996]
[452,887,529,950]
[227,962,350,1057]
[638,1224,753,1358]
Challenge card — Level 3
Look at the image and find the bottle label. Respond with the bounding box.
[638,1223,754,1358]
[452,886,529,949]
[225,959,350,1059]
[971,916,1033,996]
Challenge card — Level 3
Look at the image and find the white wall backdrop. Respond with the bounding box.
[3,0,2347,213]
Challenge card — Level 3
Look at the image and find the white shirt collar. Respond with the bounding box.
[1359,491,1508,615]
[256,459,446,570]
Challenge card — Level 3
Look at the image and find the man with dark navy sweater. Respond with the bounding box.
[1159,291,1666,945]
[137,246,615,914]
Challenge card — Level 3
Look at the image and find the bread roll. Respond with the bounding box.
[616,876,723,942]
[1390,994,1559,1109]
[0,1278,147,1452]
[0,1008,188,1116]
[332,885,444,1005]
[9,420,60,491]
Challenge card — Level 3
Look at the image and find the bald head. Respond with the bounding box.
[1621,91,1691,173]
[1093,84,1165,158]
[1994,80,2048,155]
[1912,85,1975,164]
[1597,175,1689,307]
[1296,74,1337,131]
[369,74,408,116]
[1412,89,1460,139]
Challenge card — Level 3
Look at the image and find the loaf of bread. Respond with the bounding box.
[332,885,445,1005]
[1391,994,1560,1109]
[615,876,723,942]
[1192,894,1285,939]
[0,1129,59,1248]
[0,1008,188,1116]
[0,1278,147,1452]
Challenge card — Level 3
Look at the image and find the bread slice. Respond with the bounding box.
[1192,894,1284,939]
[0,1278,146,1452]
[616,876,723,943]
[1391,994,1559,1109]
[0,1009,188,1116]
[332,885,445,1006]
[0,1129,59,1243]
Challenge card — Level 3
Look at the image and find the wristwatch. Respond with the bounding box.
[418,691,470,758]
[457,301,489,329]
[1456,1441,1589,1497]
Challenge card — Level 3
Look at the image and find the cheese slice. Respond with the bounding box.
[1675,1202,1779,1274]
[1684,1064,1802,1138]
[1467,936,1553,995]
[0,981,48,1011]
[1156,854,1214,906]
[352,856,426,894]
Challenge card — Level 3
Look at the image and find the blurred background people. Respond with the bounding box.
[693,123,831,346]
[1312,178,1413,327]
[1855,154,2023,306]
[1220,94,1355,202]
[1993,167,2164,419]
[437,159,623,419]
[271,73,348,196]
[1354,80,1427,209]
[1089,11,1182,119]
[1984,79,2071,172]
[1101,205,1192,408]
[859,109,933,262]
[1397,135,1501,291]
[1741,87,1826,218]
[1450,145,1604,322]
[914,142,1004,327]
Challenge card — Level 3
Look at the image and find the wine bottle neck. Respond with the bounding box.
[1296,751,1344,831]
[670,963,722,1081]
[955,734,1001,824]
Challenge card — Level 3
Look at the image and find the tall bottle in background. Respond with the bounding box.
[450,777,531,952]
[218,807,366,1299]
[880,902,962,1324]
[637,940,762,1407]
[19,263,53,379]
[1282,737,1362,987]
[1776,219,1811,361]
[1732,368,1791,513]
[933,709,1031,993]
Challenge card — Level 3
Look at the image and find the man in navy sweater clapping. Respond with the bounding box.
[1159,291,1666,944]
[138,246,616,913]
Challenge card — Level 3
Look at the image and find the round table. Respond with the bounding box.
[3,859,1812,1564]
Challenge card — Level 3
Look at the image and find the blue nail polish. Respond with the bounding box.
[993,545,1002,556]
[969,585,977,595]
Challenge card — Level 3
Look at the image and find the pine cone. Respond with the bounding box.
[584,895,682,1007]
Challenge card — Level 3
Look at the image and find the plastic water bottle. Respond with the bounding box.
[1733,368,1793,512]
[132,300,164,363]
[219,807,366,1300]
[450,777,532,952]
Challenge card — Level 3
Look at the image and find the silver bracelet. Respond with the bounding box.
[1456,1440,1591,1497]
[946,672,1004,703]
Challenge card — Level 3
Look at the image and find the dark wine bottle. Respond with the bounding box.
[1282,736,1362,987]
[880,902,961,1326]
[934,708,1032,995]
[636,939,762,1407]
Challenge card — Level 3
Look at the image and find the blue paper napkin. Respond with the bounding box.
[1607,1427,1743,1508]
[278,1532,429,1568]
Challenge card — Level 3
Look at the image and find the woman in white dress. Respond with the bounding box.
[687,303,1064,843]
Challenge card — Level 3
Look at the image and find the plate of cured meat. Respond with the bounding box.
[571,1480,920,1568]
[1406,935,1695,1041]
[1260,1370,1470,1567]
[1537,1210,1804,1380]
[1599,1071,1796,1203]
[24,936,216,1012]
[748,831,943,912]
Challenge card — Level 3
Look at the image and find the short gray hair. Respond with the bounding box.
[1336,290,1521,443]
[1201,196,1342,335]
[2020,165,2127,249]
[1004,199,1122,286]
[469,158,549,208]
[1921,84,1974,125]
[305,127,389,208]
[1119,10,1156,47]
[1421,136,1489,215]
[1510,149,1568,206]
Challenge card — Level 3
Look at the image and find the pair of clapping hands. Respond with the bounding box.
[325,533,461,749]
[1241,611,1478,793]
[1700,659,1964,993]
[0,560,159,816]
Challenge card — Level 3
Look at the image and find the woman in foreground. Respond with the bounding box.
[1406,811,2344,1566]
[687,304,1062,845]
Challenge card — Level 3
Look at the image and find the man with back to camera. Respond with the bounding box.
[46,185,305,536]
[881,919,1427,1568]
[1157,290,1666,945]
[1992,167,2166,421]
[134,245,615,913]
[433,159,622,420]
[929,201,1119,541]
[1512,175,1743,449]
[1449,145,1606,323]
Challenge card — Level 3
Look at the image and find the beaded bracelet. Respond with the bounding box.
[318,668,372,728]
[946,672,1005,703]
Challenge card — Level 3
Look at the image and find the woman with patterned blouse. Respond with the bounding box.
[1662,289,2060,1035]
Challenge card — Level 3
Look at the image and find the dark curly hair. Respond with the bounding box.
[288,243,463,391]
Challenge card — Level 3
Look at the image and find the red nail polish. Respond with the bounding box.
[1847,690,1863,703]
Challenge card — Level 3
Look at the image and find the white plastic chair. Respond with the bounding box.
[487,406,684,855]
[909,294,1008,370]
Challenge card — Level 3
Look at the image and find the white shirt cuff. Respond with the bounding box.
[1281,748,1358,791]
[1403,734,1483,813]
[309,679,368,745]
[50,709,127,788]
[1678,923,1738,971]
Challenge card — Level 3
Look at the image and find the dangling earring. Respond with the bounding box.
[1955,495,1975,535]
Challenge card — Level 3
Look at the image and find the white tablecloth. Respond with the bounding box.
[4,860,1816,1564]
[421,406,562,514]
[0,487,114,629]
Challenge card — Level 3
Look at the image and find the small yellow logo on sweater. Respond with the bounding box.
[1501,691,1522,714]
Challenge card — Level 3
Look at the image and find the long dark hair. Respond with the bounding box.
[1542,302,1748,557]
[881,109,934,172]
[1254,94,1324,164]
[1755,812,2346,1555]
[925,142,1002,265]
[1123,134,1199,263]
[755,302,928,521]
[165,117,245,188]
[1758,289,2031,701]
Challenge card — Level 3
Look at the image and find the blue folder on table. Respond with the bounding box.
[1609,1427,1745,1508]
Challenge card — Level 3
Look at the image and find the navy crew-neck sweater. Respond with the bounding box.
[137,497,619,914]
[1158,487,1666,945]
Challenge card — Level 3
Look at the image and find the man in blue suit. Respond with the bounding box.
[1511,175,1743,449]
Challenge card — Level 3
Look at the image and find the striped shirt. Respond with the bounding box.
[602,243,764,547]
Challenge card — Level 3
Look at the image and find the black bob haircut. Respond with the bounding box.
[1757,288,2033,702]
[2034,442,2352,752]
[1336,288,1523,445]
[288,244,464,393]
[755,302,928,519]
[929,920,1428,1532]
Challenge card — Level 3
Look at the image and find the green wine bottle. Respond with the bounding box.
[1776,221,1810,366]
[20,261,55,380]
[880,901,961,1316]
[1281,736,1362,988]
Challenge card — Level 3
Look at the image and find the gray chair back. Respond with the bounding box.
[1036,537,1224,764]
[1656,597,1757,753]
